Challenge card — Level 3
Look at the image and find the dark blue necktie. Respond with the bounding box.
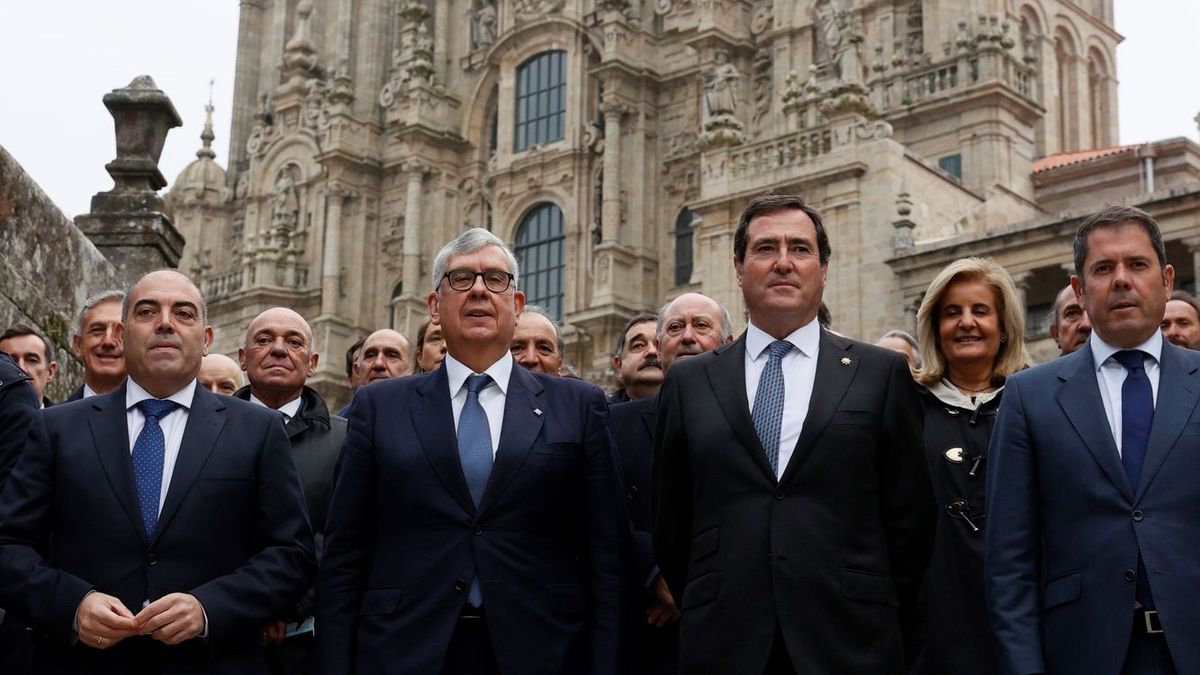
[131,399,179,538]
[1114,349,1155,608]
[458,374,494,606]
[752,340,793,476]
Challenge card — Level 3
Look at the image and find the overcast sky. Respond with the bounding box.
[1,1,1196,220]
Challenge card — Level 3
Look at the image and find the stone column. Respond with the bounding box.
[600,101,626,243]
[402,161,430,294]
[228,0,264,178]
[1182,238,1200,294]
[1010,270,1032,314]
[322,185,349,313]
[76,76,184,287]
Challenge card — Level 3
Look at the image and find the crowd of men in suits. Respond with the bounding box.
[0,194,1198,675]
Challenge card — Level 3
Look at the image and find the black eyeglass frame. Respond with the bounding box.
[438,268,516,293]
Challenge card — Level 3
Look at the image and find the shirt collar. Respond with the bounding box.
[126,377,196,411]
[83,383,98,399]
[445,352,514,397]
[249,392,303,421]
[1090,330,1163,372]
[746,317,821,361]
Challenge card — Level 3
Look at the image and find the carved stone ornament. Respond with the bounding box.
[512,0,565,21]
[699,49,745,149]
[469,0,497,51]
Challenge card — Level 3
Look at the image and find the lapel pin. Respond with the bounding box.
[533,408,543,416]
[944,447,965,464]
[840,357,851,366]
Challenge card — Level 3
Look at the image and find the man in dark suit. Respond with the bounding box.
[611,292,733,674]
[65,290,127,402]
[316,228,627,675]
[233,307,347,674]
[0,269,316,674]
[987,205,1195,675]
[653,194,934,674]
[0,352,39,675]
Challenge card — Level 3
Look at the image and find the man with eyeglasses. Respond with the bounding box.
[317,228,627,675]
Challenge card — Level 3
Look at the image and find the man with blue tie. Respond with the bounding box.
[316,228,626,675]
[0,269,316,674]
[653,195,934,674]
[987,205,1198,675]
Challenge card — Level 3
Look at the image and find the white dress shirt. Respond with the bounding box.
[445,352,513,456]
[249,392,303,423]
[125,378,195,512]
[82,383,99,399]
[745,318,821,478]
[1090,331,1162,457]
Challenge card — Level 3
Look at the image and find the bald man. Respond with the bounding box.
[234,307,347,675]
[354,329,413,385]
[511,305,564,376]
[199,353,244,396]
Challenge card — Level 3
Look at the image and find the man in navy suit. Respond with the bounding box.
[987,205,1195,675]
[316,228,627,675]
[0,270,316,674]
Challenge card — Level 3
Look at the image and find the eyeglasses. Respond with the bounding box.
[439,268,515,293]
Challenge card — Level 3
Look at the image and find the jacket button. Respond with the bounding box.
[1125,569,1136,582]
[1132,510,1144,522]
[147,555,158,567]
[454,578,467,591]
[774,490,784,501]
[474,526,483,535]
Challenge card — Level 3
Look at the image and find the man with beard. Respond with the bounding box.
[66,291,126,401]
[608,314,662,403]
[610,293,733,674]
[1160,291,1200,350]
[1048,284,1093,356]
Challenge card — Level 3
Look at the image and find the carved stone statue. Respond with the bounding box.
[271,167,300,234]
[470,0,497,51]
[829,9,863,84]
[703,49,739,118]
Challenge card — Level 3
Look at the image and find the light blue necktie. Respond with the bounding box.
[458,373,494,606]
[131,399,179,538]
[752,340,793,476]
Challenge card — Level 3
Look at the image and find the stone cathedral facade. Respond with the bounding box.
[166,0,1200,409]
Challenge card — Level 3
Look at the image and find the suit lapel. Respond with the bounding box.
[478,366,545,513]
[88,384,146,545]
[1056,345,1134,501]
[1138,343,1200,501]
[705,336,776,483]
[412,368,477,516]
[780,330,857,485]
[154,384,226,542]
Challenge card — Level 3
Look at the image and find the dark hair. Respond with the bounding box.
[345,336,366,379]
[1169,290,1200,322]
[817,302,832,329]
[1073,205,1166,279]
[733,194,830,265]
[614,312,659,358]
[0,323,53,361]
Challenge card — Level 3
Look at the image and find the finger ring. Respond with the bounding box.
[95,635,103,646]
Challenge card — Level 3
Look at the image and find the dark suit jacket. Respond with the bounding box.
[65,385,84,403]
[0,353,36,495]
[610,396,658,583]
[986,341,1200,675]
[653,330,934,674]
[0,382,317,675]
[315,362,627,675]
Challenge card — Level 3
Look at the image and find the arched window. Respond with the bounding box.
[674,208,695,286]
[514,203,565,319]
[514,51,566,152]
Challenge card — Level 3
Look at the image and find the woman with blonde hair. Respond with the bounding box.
[909,257,1031,675]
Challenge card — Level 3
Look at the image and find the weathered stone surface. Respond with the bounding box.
[0,145,121,401]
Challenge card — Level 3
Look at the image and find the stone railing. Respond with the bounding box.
[871,50,1036,110]
[703,118,893,185]
[205,267,245,301]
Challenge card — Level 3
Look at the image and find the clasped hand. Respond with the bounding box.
[75,591,205,649]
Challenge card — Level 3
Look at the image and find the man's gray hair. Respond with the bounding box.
[75,290,126,336]
[878,329,923,369]
[521,304,564,354]
[431,228,520,292]
[656,295,734,340]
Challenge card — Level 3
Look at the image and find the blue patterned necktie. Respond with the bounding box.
[131,399,180,538]
[1114,349,1155,609]
[458,373,494,606]
[752,340,793,477]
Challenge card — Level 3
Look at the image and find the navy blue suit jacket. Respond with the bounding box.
[315,362,627,675]
[986,341,1200,675]
[0,382,317,674]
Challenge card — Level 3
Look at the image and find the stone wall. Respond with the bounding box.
[0,145,122,401]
